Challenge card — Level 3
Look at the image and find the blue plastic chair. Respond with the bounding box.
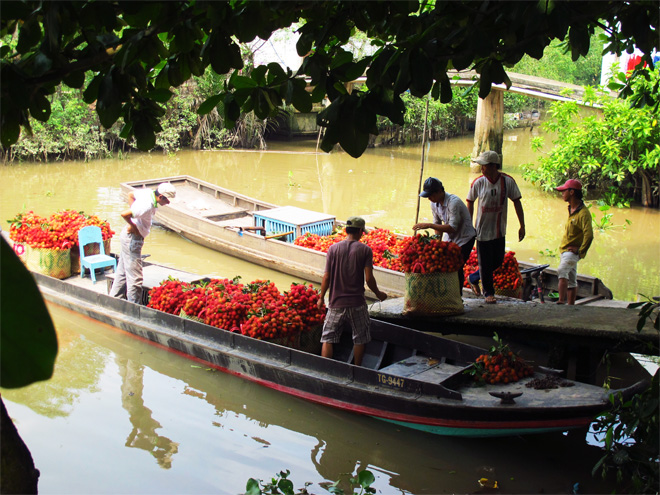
[78,225,116,283]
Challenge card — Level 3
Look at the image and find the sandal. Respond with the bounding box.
[485,295,497,304]
[469,281,482,296]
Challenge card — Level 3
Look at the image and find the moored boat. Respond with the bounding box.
[121,176,612,303]
[30,260,646,438]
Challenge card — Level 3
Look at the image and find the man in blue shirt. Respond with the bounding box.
[413,177,477,295]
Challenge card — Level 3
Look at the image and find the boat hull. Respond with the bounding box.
[32,269,640,438]
[122,176,612,303]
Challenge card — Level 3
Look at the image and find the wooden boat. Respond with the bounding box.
[121,176,613,303]
[31,261,646,438]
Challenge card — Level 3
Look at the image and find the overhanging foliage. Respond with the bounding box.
[1,1,658,157]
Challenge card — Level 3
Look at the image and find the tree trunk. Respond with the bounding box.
[1,396,40,494]
[639,170,658,207]
[471,89,504,169]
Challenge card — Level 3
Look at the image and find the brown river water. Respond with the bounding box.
[1,127,658,494]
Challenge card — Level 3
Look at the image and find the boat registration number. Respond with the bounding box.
[377,373,405,388]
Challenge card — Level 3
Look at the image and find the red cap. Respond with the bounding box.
[556,179,582,191]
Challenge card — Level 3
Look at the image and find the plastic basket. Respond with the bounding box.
[254,206,335,243]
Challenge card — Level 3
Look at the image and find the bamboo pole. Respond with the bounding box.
[414,97,431,225]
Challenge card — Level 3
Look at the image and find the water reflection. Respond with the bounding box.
[1,326,104,418]
[118,357,179,469]
[2,304,625,494]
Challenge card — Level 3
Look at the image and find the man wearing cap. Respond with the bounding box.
[413,177,477,294]
[317,216,388,366]
[466,151,526,304]
[556,179,593,305]
[110,182,176,304]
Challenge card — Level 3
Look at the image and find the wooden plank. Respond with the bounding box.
[575,294,604,306]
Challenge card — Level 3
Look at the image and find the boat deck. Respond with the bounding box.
[370,297,659,357]
[169,182,255,227]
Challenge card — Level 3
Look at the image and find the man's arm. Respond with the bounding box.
[365,266,387,302]
[579,213,594,259]
[120,209,140,235]
[466,199,474,220]
[317,272,330,309]
[412,222,455,235]
[512,198,525,242]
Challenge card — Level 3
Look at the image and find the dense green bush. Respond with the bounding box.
[592,369,659,494]
[522,71,660,207]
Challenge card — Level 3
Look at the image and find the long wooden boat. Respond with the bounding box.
[121,176,613,304]
[31,262,646,438]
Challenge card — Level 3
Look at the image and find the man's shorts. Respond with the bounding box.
[321,305,371,345]
[557,251,580,289]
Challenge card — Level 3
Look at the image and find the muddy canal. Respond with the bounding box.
[1,127,657,493]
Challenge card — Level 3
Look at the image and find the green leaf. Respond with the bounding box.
[329,48,353,70]
[440,75,453,103]
[253,89,275,119]
[277,478,294,495]
[0,111,21,148]
[266,62,287,85]
[290,81,312,113]
[97,71,122,128]
[146,88,174,103]
[63,70,85,89]
[134,120,156,150]
[16,16,41,54]
[357,470,376,488]
[230,73,258,90]
[29,92,51,122]
[409,49,433,97]
[197,94,222,115]
[208,38,231,75]
[167,59,183,87]
[251,65,268,86]
[223,93,240,127]
[119,121,133,139]
[83,74,103,104]
[296,31,313,57]
[0,237,58,388]
[344,57,371,81]
[245,478,261,495]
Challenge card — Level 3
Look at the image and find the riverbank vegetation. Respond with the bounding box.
[1,28,597,162]
[522,67,660,208]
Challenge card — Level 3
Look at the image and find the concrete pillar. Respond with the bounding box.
[470,89,504,171]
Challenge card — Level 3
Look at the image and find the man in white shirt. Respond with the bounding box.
[413,177,477,295]
[466,151,525,304]
[109,182,176,304]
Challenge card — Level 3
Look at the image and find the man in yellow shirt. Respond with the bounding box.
[555,179,593,305]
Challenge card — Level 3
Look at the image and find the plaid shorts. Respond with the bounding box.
[321,305,371,345]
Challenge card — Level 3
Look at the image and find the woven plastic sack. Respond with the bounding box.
[18,244,71,280]
[495,284,523,299]
[403,271,464,316]
[71,239,112,274]
[179,309,205,324]
[299,324,323,354]
[265,333,301,350]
